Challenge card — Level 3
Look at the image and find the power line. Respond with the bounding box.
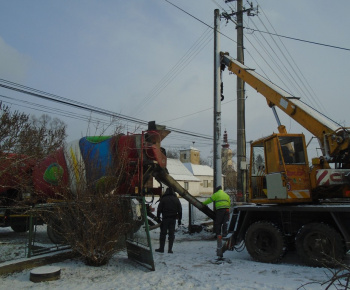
[247,16,321,109]
[252,4,327,114]
[132,0,238,118]
[166,0,348,52]
[164,0,237,43]
[132,27,213,117]
[220,0,327,115]
[0,94,115,126]
[244,27,350,52]
[164,0,215,30]
[0,79,216,141]
[160,98,236,124]
[253,1,327,114]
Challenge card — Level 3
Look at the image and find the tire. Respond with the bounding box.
[245,221,287,263]
[47,218,65,244]
[295,223,345,267]
[11,223,29,233]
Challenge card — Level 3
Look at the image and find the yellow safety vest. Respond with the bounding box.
[203,189,230,210]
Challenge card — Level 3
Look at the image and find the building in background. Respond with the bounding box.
[183,162,215,197]
[180,146,224,196]
[179,147,200,164]
[161,145,228,197]
[154,158,201,196]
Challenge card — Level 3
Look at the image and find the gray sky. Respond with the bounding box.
[1,0,349,161]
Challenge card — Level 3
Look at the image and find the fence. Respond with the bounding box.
[125,196,155,271]
[0,197,154,271]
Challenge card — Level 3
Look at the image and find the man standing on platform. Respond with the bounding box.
[203,185,231,238]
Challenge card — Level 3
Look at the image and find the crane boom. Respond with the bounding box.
[221,53,350,162]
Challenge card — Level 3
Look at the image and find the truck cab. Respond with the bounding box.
[250,133,312,203]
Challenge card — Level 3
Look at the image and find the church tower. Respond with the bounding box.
[222,130,233,170]
[179,146,200,164]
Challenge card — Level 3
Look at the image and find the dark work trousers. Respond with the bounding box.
[160,217,176,242]
[214,208,230,236]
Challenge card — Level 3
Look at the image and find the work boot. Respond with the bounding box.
[168,237,174,254]
[155,237,165,253]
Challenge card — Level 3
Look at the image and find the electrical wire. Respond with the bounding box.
[160,98,236,124]
[164,0,236,43]
[134,0,243,124]
[132,27,213,117]
[0,94,115,127]
[220,0,340,118]
[0,80,219,142]
[162,0,345,127]
[220,0,326,117]
[244,26,350,52]
[211,0,226,11]
[253,1,328,114]
[0,92,223,148]
[249,8,324,113]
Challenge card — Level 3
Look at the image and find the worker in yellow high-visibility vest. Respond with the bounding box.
[203,186,231,238]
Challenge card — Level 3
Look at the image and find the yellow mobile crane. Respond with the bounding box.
[218,53,350,267]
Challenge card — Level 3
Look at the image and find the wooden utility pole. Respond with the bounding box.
[223,1,257,201]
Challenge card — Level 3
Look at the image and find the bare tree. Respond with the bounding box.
[0,102,31,152]
[200,157,211,166]
[322,263,350,289]
[43,131,141,266]
[17,114,66,158]
[166,148,179,159]
[0,103,67,206]
[298,257,350,289]
[224,168,237,191]
[0,105,66,157]
[47,190,136,266]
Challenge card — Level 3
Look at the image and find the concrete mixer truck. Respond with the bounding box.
[0,121,215,243]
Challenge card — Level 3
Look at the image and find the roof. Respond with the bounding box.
[166,159,200,182]
[183,163,213,176]
[179,146,200,152]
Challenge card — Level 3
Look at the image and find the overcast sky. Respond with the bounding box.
[1,0,349,161]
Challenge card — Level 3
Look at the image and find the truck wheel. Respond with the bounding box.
[295,223,345,267]
[11,223,29,233]
[47,218,65,244]
[245,221,286,263]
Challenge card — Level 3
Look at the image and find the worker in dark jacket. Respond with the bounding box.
[203,185,231,237]
[156,187,182,254]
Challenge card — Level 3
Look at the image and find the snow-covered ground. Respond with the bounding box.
[0,199,347,289]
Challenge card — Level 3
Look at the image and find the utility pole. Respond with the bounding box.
[213,9,222,191]
[222,1,257,201]
[236,0,246,201]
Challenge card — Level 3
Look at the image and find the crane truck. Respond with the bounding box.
[217,52,350,267]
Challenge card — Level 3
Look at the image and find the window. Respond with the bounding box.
[278,136,306,165]
[251,145,265,176]
[203,180,208,188]
[184,182,189,190]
